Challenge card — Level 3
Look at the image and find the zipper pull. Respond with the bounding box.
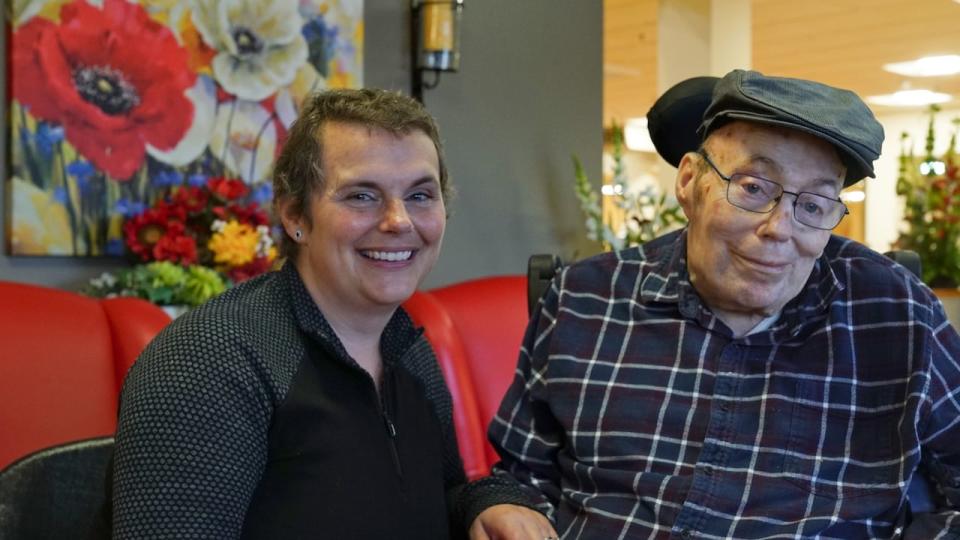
[384,415,397,438]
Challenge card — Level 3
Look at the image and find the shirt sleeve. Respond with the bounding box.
[486,276,567,522]
[904,307,960,539]
[111,318,274,539]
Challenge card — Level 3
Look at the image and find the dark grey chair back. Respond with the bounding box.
[0,437,112,540]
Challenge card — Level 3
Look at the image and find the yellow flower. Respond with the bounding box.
[208,220,259,267]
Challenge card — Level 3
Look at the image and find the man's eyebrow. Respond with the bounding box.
[743,154,841,191]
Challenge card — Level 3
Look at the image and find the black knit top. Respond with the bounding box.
[110,263,533,539]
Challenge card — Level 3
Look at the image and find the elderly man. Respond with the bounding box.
[488,70,960,539]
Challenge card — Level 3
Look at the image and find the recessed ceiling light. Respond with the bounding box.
[866,89,952,107]
[883,55,960,77]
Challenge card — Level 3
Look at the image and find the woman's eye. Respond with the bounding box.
[348,192,377,202]
[407,191,434,203]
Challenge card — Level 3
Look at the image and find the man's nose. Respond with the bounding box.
[380,199,413,232]
[758,194,796,240]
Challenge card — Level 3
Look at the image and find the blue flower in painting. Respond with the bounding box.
[105,238,126,256]
[67,159,95,193]
[66,160,94,179]
[251,182,273,205]
[52,186,68,204]
[115,197,146,217]
[34,123,65,159]
[187,173,208,187]
[151,169,183,187]
[302,17,340,74]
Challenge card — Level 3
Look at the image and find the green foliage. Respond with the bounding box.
[895,106,960,287]
[82,261,228,307]
[573,123,686,251]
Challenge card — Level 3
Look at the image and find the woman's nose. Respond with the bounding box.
[380,199,413,232]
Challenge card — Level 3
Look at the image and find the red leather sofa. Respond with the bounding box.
[0,276,528,482]
[0,281,171,470]
[404,275,528,480]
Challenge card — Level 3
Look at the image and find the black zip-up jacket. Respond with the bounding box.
[109,263,534,539]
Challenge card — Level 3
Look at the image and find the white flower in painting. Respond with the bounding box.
[147,75,217,166]
[209,99,277,184]
[190,0,308,101]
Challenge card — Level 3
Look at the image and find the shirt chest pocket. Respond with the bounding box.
[782,381,905,500]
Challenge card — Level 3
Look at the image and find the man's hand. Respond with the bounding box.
[469,504,558,540]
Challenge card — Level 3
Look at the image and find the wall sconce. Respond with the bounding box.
[411,0,464,102]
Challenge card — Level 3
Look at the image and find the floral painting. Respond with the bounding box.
[6,0,363,256]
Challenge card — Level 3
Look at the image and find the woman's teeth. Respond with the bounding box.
[363,250,413,262]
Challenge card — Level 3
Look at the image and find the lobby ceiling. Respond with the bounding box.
[604,0,960,123]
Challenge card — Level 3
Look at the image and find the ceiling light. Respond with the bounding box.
[866,89,952,107]
[623,118,656,153]
[883,55,960,77]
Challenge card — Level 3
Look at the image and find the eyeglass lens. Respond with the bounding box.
[727,174,845,230]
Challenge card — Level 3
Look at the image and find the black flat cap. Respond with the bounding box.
[699,69,884,186]
[646,76,719,168]
[647,70,885,187]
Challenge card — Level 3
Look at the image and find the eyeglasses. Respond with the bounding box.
[697,150,849,230]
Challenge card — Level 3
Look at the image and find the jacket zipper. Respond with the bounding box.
[380,365,403,480]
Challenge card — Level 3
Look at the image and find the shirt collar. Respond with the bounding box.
[638,228,845,340]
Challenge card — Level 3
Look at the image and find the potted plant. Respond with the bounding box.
[895,106,960,288]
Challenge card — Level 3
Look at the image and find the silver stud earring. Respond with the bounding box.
[294,229,303,241]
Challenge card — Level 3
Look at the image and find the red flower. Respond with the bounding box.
[213,203,270,226]
[227,256,274,283]
[208,177,250,201]
[171,186,210,214]
[124,207,177,261]
[11,0,196,180]
[153,234,198,266]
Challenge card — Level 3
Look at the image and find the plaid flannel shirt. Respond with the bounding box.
[490,230,960,539]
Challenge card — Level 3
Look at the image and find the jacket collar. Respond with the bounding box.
[279,261,421,364]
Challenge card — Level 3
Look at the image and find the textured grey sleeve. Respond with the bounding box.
[112,314,277,539]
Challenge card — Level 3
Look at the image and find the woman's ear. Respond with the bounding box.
[276,197,304,241]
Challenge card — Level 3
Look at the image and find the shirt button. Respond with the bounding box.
[680,529,692,539]
[703,465,714,476]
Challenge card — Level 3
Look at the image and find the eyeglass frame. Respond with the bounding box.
[696,150,849,231]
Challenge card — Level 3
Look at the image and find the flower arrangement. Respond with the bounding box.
[895,106,960,288]
[83,176,277,306]
[8,0,362,256]
[574,124,686,251]
[83,261,227,308]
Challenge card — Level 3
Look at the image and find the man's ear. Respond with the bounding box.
[675,151,700,217]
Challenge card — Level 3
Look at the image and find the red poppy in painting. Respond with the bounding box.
[12,0,196,180]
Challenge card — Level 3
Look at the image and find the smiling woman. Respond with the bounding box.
[108,88,549,540]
